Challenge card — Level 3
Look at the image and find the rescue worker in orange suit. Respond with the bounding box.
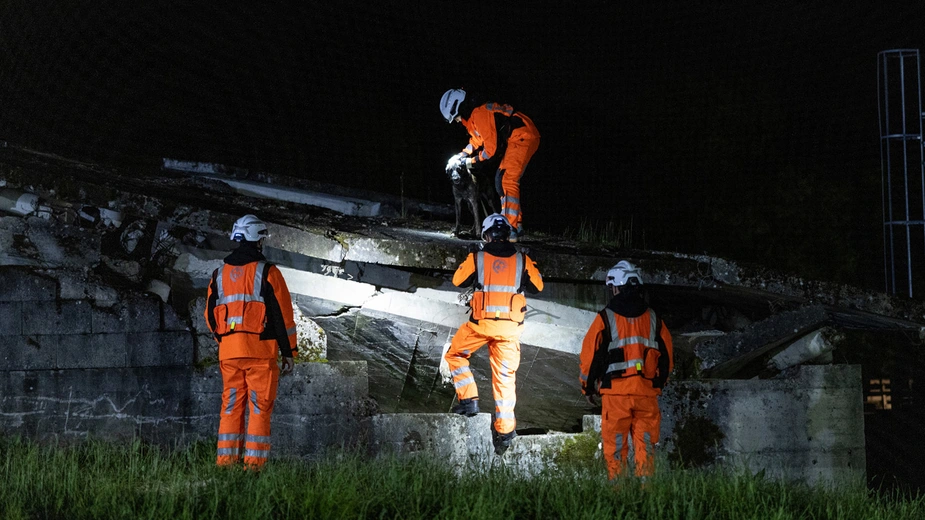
[579,260,673,480]
[440,88,540,242]
[444,213,544,454]
[205,214,297,469]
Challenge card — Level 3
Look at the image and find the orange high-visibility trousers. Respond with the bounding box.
[216,357,280,468]
[601,394,661,479]
[498,132,540,236]
[445,319,522,435]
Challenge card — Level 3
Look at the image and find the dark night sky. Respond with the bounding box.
[2,1,925,288]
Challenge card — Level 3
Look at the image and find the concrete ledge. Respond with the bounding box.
[0,361,374,458]
[659,364,864,486]
[371,413,493,474]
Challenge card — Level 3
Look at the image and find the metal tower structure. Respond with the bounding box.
[879,49,925,298]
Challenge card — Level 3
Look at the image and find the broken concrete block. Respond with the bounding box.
[0,267,57,301]
[54,333,128,369]
[57,269,120,301]
[0,301,22,334]
[659,364,864,486]
[370,413,493,475]
[22,300,92,335]
[764,328,836,376]
[696,305,829,378]
[128,332,194,367]
[0,335,55,370]
[91,297,162,333]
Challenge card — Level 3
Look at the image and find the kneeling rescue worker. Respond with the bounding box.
[444,213,544,454]
[579,260,673,479]
[205,214,297,469]
[440,88,540,242]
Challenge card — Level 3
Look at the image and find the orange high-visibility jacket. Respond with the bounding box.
[460,103,540,166]
[579,307,673,397]
[453,246,543,323]
[206,261,297,360]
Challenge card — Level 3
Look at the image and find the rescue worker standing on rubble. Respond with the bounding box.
[579,260,673,480]
[440,88,540,242]
[205,214,297,469]
[444,213,544,454]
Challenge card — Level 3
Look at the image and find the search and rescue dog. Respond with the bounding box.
[447,161,499,238]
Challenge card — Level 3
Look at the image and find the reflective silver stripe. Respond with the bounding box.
[253,261,265,297]
[649,309,657,341]
[499,361,514,381]
[244,449,269,459]
[226,316,244,325]
[224,388,237,414]
[217,294,264,305]
[514,254,523,290]
[217,448,241,456]
[485,305,511,313]
[503,195,521,205]
[579,373,588,382]
[483,284,517,293]
[613,336,658,349]
[246,434,272,445]
[250,390,260,415]
[614,433,623,462]
[643,432,652,454]
[454,377,475,389]
[496,411,515,419]
[216,267,224,298]
[477,252,486,286]
[606,358,644,373]
[286,326,297,335]
[501,207,518,216]
[218,433,243,442]
[450,367,471,378]
[495,399,516,408]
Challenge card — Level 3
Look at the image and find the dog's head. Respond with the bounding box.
[446,162,469,187]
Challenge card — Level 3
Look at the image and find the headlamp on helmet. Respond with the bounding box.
[230,214,269,242]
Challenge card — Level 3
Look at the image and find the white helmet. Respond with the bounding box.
[481,213,511,241]
[606,260,643,287]
[440,89,466,123]
[230,214,269,242]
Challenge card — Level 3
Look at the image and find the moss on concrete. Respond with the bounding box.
[553,431,602,472]
[668,414,725,468]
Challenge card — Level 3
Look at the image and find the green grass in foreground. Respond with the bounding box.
[1,437,922,520]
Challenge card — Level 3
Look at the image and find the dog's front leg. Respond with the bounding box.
[453,192,463,237]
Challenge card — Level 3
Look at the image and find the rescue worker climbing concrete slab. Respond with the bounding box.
[444,213,544,455]
[205,214,297,469]
[579,260,673,480]
[441,88,540,242]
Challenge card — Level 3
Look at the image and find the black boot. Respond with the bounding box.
[452,398,479,417]
[494,430,517,455]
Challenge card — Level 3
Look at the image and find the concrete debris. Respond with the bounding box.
[696,305,829,378]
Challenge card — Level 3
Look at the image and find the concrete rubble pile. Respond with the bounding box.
[2,144,923,484]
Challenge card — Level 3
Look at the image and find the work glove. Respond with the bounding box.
[280,356,294,376]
